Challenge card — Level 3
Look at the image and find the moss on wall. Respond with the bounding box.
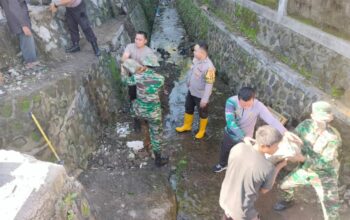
[253,0,278,9]
[138,0,159,33]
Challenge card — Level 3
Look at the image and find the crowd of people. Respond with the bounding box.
[120,31,342,220]
[1,1,343,220]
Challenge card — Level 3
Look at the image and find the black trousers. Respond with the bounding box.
[185,92,208,118]
[66,0,97,43]
[128,85,137,101]
[219,130,240,166]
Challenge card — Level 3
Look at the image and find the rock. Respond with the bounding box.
[0,72,4,85]
[0,150,96,220]
[344,189,350,200]
[98,159,104,166]
[128,152,135,160]
[127,141,144,153]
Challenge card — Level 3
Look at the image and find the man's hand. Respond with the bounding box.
[199,100,207,108]
[284,131,303,145]
[49,3,58,14]
[276,158,288,170]
[22,26,32,36]
[292,153,306,163]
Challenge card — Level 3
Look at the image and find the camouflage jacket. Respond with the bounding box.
[295,119,342,175]
[135,69,164,103]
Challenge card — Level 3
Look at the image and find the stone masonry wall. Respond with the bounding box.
[176,0,350,186]
[197,0,350,106]
[287,0,350,37]
[0,55,118,170]
[0,0,157,171]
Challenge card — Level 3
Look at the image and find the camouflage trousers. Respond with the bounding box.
[280,168,340,220]
[133,100,163,153]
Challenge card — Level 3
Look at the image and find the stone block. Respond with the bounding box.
[0,150,96,220]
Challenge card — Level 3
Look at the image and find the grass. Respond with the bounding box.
[21,98,31,112]
[107,55,126,102]
[176,157,188,178]
[0,104,12,118]
[31,131,41,142]
[81,199,91,218]
[253,0,278,9]
[331,87,345,98]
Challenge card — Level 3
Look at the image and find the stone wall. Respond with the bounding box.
[195,0,350,106]
[176,0,350,186]
[287,0,350,38]
[0,54,119,170]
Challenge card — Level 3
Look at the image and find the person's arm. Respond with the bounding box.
[295,122,341,171]
[121,51,131,62]
[260,159,288,194]
[52,0,75,7]
[225,97,245,140]
[258,102,287,134]
[8,1,31,35]
[200,67,215,107]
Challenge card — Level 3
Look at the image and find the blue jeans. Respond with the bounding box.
[19,33,37,63]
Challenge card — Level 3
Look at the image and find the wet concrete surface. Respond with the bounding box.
[78,3,350,220]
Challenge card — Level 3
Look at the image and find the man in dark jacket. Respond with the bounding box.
[0,0,38,68]
[49,0,100,56]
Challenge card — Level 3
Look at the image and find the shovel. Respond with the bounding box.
[29,112,64,165]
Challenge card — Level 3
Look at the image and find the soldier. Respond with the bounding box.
[122,56,169,167]
[176,41,216,139]
[274,101,342,220]
[49,0,100,56]
[121,31,155,132]
[0,0,39,68]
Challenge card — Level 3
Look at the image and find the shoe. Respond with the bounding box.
[175,113,193,132]
[195,117,208,139]
[212,163,227,173]
[154,152,169,167]
[65,42,80,53]
[134,118,141,133]
[91,41,101,56]
[273,200,294,211]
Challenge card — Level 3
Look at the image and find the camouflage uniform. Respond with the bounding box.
[122,57,164,153]
[280,119,342,220]
[133,70,164,152]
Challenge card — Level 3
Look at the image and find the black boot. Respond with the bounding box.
[134,118,141,133]
[65,42,80,53]
[154,151,169,167]
[273,200,294,211]
[91,41,101,56]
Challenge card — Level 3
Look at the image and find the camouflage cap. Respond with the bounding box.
[312,101,333,122]
[141,54,160,67]
[122,59,142,74]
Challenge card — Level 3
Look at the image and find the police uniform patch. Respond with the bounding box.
[205,68,216,84]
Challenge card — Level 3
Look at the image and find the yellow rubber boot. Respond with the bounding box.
[195,118,208,139]
[176,113,194,132]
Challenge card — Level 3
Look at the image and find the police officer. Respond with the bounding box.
[176,41,216,139]
[122,55,168,167]
[49,0,100,56]
[121,31,155,132]
[274,101,342,220]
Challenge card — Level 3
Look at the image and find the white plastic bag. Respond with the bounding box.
[266,132,302,164]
